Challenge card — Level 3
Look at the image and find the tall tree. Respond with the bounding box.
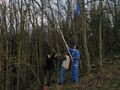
[82,0,91,72]
[99,0,103,68]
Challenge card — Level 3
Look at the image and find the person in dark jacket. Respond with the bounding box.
[45,53,56,86]
[46,54,55,70]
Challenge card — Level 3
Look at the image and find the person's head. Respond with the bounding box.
[65,53,70,59]
[73,45,79,51]
[47,54,51,59]
[66,53,70,57]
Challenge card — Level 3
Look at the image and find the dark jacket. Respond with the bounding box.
[45,53,55,70]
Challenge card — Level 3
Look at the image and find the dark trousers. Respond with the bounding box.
[45,69,52,86]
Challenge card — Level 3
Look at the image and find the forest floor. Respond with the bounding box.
[48,57,120,90]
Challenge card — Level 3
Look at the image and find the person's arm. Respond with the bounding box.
[72,50,80,60]
[67,47,74,53]
[60,56,66,61]
[66,44,74,52]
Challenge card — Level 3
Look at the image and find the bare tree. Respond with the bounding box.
[99,0,103,68]
[82,0,91,72]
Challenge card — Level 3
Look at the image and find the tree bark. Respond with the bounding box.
[99,0,103,68]
[82,0,91,72]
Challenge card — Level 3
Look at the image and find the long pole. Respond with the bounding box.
[58,28,73,61]
[57,0,73,61]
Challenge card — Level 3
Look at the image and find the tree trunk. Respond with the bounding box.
[99,0,103,68]
[82,0,91,73]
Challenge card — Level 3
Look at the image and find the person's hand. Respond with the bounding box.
[58,53,61,56]
[71,59,73,62]
[55,53,60,57]
[66,44,68,47]
[55,54,58,57]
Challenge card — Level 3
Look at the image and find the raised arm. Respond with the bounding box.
[67,47,74,53]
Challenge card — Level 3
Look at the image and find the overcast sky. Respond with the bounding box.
[0,0,9,4]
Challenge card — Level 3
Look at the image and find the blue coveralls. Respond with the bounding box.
[68,47,80,82]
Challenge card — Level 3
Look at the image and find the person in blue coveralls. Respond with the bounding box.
[66,44,80,83]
